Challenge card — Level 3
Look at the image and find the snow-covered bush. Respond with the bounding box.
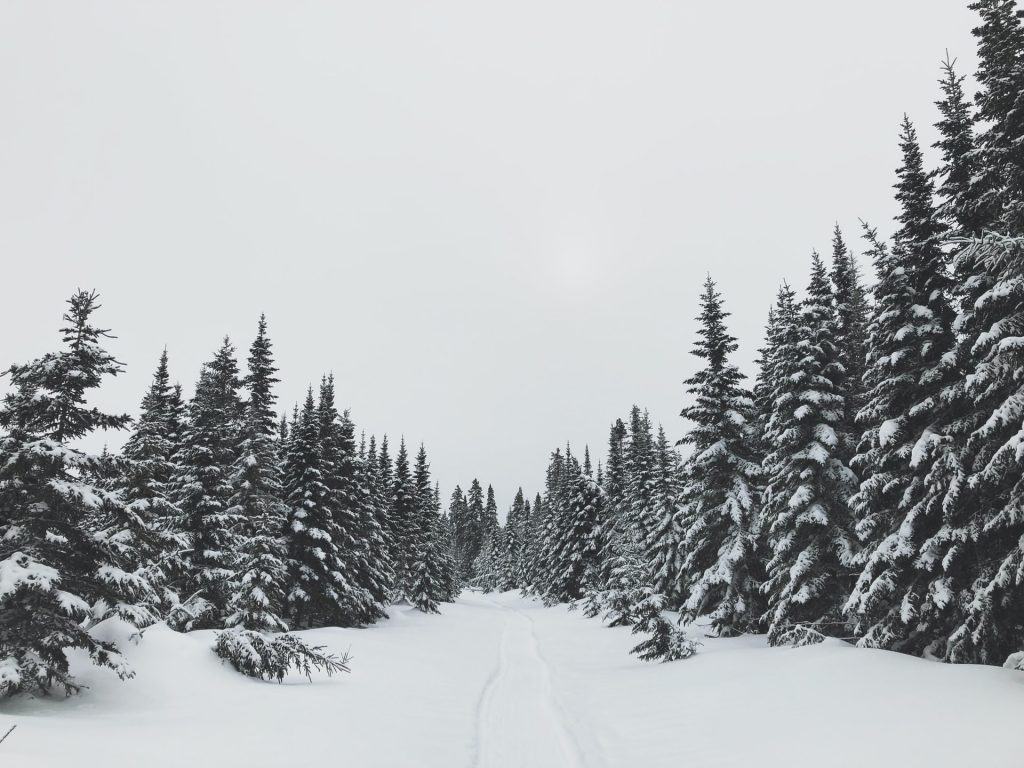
[628,593,699,663]
[213,628,351,683]
[771,623,827,648]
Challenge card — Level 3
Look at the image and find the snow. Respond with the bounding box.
[3,591,1024,767]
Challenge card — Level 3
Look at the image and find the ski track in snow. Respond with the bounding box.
[472,597,595,768]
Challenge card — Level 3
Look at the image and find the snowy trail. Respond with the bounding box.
[472,597,592,768]
[4,591,1024,767]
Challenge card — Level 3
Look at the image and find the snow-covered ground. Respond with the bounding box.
[3,591,1023,767]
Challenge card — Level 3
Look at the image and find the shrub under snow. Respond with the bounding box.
[213,628,351,683]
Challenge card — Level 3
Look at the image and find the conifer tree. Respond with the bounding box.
[761,254,858,645]
[546,451,602,603]
[966,0,1024,233]
[0,291,134,696]
[283,389,346,628]
[677,277,762,634]
[846,121,959,653]
[829,226,869,427]
[644,426,684,607]
[408,445,440,612]
[224,316,289,632]
[102,348,187,627]
[462,479,486,581]
[389,439,418,600]
[934,54,981,235]
[170,337,243,626]
[317,378,387,624]
[500,489,527,590]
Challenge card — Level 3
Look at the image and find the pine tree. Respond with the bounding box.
[462,479,486,581]
[934,54,981,235]
[283,389,345,628]
[434,483,461,601]
[761,254,858,645]
[677,277,762,634]
[845,120,960,653]
[967,0,1024,233]
[317,378,387,624]
[0,290,134,696]
[364,435,397,602]
[546,452,602,603]
[829,225,869,427]
[642,428,683,606]
[473,485,503,591]
[169,337,243,626]
[408,445,440,612]
[224,316,289,633]
[583,418,629,615]
[103,348,187,627]
[500,489,527,591]
[389,439,418,600]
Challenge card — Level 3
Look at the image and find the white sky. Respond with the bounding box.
[0,1,978,512]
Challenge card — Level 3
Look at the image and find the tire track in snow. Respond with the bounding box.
[472,597,599,768]
[471,604,514,768]
[514,607,597,768]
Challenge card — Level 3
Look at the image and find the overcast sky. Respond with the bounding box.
[0,1,978,512]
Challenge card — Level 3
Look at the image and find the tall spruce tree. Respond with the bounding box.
[110,348,187,622]
[846,121,959,653]
[389,439,418,601]
[170,337,243,626]
[0,291,134,696]
[678,277,762,634]
[408,445,440,612]
[761,254,858,645]
[967,0,1024,233]
[224,316,289,632]
[283,389,346,628]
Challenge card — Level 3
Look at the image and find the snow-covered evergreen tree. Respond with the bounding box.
[103,348,188,627]
[224,316,289,633]
[0,290,134,696]
[317,378,387,624]
[846,120,959,653]
[408,445,440,612]
[761,254,858,645]
[677,277,762,635]
[170,337,243,626]
[389,438,418,601]
[283,389,346,628]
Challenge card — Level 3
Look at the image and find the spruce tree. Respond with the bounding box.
[846,121,959,653]
[829,226,869,428]
[0,290,134,696]
[643,427,684,607]
[761,254,858,645]
[462,479,486,581]
[108,348,188,622]
[283,389,345,628]
[408,445,440,612]
[677,277,762,634]
[967,0,1024,233]
[224,316,289,632]
[546,451,602,603]
[934,54,981,235]
[169,337,243,626]
[389,439,418,600]
[317,378,387,624]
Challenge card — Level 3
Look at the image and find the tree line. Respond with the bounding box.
[451,0,1024,666]
[0,303,462,694]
